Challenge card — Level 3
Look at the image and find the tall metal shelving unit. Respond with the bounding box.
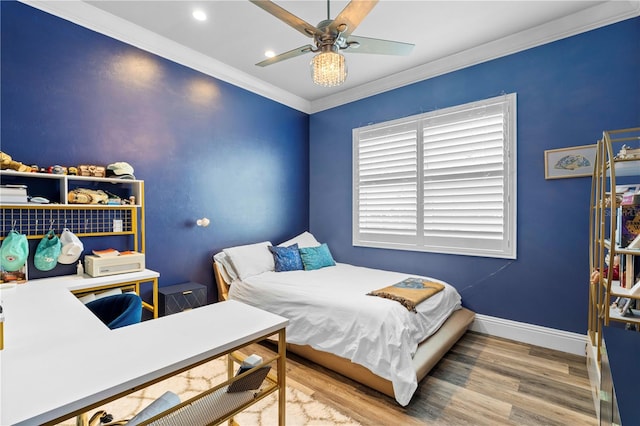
[587,127,640,422]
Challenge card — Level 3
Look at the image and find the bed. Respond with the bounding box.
[212,232,475,406]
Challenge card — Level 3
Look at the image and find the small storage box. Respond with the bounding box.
[158,282,207,316]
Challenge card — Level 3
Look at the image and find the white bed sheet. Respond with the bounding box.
[228,263,462,406]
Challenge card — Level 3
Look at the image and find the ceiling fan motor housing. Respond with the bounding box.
[311,19,349,51]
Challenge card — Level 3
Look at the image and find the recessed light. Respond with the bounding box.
[192,9,207,21]
[265,50,276,58]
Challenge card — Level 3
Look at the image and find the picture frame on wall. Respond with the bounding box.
[544,144,597,179]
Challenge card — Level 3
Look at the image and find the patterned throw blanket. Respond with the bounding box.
[367,277,445,312]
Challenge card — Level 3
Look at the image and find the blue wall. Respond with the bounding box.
[1,2,309,300]
[309,18,640,334]
[2,1,639,334]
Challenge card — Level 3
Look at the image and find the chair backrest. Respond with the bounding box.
[86,293,142,329]
[212,262,229,301]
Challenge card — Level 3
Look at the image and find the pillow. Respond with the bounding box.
[278,231,320,248]
[78,293,96,304]
[213,252,238,283]
[223,241,274,280]
[94,288,122,300]
[127,391,181,425]
[298,243,336,271]
[269,244,303,272]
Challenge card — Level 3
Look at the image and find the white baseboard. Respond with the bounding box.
[470,314,587,356]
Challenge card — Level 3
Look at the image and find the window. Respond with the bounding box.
[353,93,516,259]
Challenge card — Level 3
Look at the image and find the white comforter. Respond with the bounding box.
[228,263,462,406]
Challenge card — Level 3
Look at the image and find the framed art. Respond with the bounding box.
[544,144,597,179]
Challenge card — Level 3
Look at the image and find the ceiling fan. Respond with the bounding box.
[250,0,414,87]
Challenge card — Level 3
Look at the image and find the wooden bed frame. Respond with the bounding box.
[213,262,475,401]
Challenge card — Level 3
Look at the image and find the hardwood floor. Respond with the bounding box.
[252,331,596,425]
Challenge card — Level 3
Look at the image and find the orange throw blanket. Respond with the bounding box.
[367,277,445,312]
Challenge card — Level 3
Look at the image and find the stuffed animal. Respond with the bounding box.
[0,151,32,172]
[591,254,620,285]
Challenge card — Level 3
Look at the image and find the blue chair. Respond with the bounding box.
[86,293,142,329]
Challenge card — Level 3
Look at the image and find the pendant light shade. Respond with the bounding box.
[310,45,347,87]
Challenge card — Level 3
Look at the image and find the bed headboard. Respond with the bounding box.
[212,262,229,302]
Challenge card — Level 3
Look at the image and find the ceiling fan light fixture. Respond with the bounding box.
[310,46,347,87]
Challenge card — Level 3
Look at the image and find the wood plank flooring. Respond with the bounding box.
[250,331,596,425]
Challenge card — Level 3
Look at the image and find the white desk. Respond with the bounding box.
[63,269,160,318]
[0,273,288,425]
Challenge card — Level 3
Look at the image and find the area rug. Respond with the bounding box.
[58,357,361,426]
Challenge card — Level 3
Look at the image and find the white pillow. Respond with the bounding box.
[223,241,274,280]
[127,391,180,425]
[95,288,122,299]
[278,231,320,248]
[213,252,238,283]
[78,293,96,304]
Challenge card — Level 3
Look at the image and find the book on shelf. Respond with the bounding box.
[628,234,640,250]
[91,248,120,257]
[617,205,640,247]
[0,196,29,204]
[0,185,28,204]
[227,354,271,393]
[617,280,640,297]
[0,184,28,191]
[226,366,271,393]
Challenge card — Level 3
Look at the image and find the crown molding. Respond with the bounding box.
[19,1,640,115]
[309,0,640,113]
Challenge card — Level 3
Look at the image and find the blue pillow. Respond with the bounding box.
[298,243,336,271]
[269,244,303,272]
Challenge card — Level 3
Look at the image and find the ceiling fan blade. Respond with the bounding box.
[256,45,314,67]
[250,0,323,38]
[347,36,414,55]
[329,0,378,38]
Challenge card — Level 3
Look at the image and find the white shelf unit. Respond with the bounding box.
[0,170,143,206]
[0,170,145,252]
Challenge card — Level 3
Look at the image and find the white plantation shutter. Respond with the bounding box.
[353,94,516,259]
[354,121,418,244]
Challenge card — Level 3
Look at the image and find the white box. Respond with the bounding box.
[84,252,145,277]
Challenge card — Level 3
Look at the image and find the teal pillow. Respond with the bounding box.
[269,244,303,272]
[299,243,336,271]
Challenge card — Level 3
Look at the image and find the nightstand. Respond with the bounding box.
[158,282,207,316]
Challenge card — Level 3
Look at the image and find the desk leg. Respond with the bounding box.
[227,354,235,426]
[75,413,88,426]
[152,277,158,318]
[278,328,286,426]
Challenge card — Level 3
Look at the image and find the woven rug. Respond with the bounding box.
[57,357,361,426]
